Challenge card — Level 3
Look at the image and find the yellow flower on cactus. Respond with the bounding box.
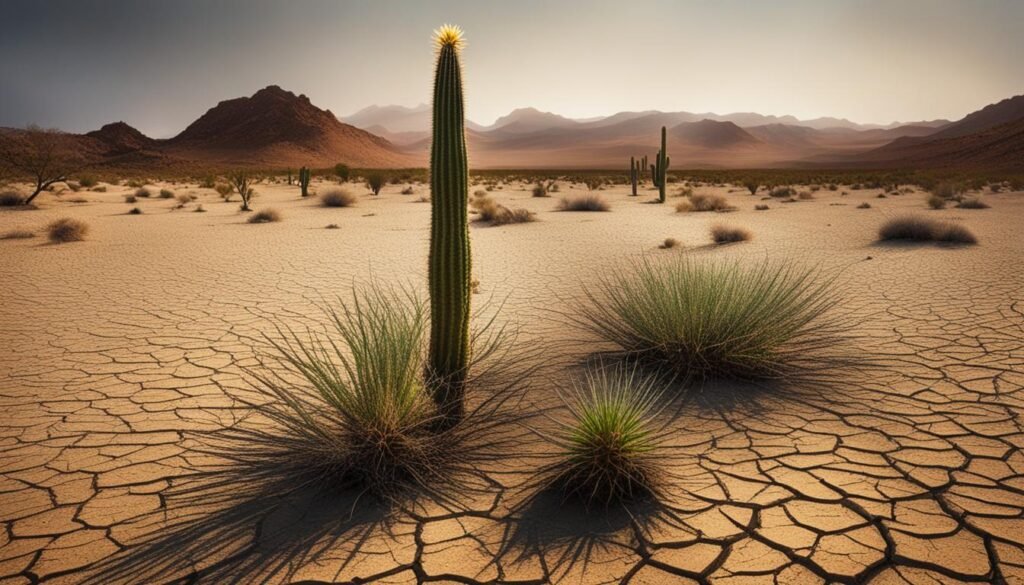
[433,24,465,51]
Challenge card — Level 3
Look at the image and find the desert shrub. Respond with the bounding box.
[126,179,145,188]
[248,209,282,223]
[175,193,193,208]
[46,218,89,243]
[199,176,216,189]
[214,183,233,198]
[326,223,340,229]
[159,188,174,199]
[857,202,871,209]
[471,195,535,225]
[558,195,610,212]
[798,191,814,200]
[473,189,487,197]
[744,180,759,195]
[91,186,107,193]
[128,207,143,215]
[675,187,694,198]
[78,175,98,188]
[926,194,946,209]
[68,197,88,203]
[956,197,990,209]
[689,193,735,212]
[194,204,206,213]
[659,238,679,249]
[0,191,25,206]
[401,186,415,195]
[878,215,977,244]
[674,200,693,213]
[932,182,960,200]
[532,183,549,198]
[1,230,35,240]
[710,224,752,244]
[578,257,838,380]
[135,187,152,198]
[545,366,666,505]
[321,189,356,207]
[770,186,795,198]
[334,163,350,183]
[755,204,769,211]
[366,173,386,195]
[66,181,81,192]
[124,194,137,203]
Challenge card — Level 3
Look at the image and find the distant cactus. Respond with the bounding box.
[287,169,293,185]
[428,24,472,422]
[629,156,639,196]
[650,126,670,203]
[298,167,311,197]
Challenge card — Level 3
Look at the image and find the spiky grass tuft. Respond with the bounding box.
[544,366,666,506]
[577,257,840,381]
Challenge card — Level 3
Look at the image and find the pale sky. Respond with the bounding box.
[1,0,1022,137]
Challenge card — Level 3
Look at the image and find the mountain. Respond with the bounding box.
[849,117,1024,168]
[343,103,485,135]
[166,85,411,167]
[86,122,157,155]
[671,119,760,148]
[925,94,1024,140]
[485,108,582,133]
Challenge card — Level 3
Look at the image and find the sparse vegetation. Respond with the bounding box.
[334,163,350,183]
[1,230,35,240]
[159,188,174,199]
[710,224,752,244]
[688,193,735,212]
[546,366,665,506]
[956,197,990,209]
[659,238,679,249]
[578,257,838,380]
[134,187,152,198]
[558,194,610,212]
[229,170,257,211]
[927,194,947,209]
[0,191,24,206]
[46,217,89,243]
[0,126,82,205]
[878,215,977,244]
[321,189,356,207]
[248,208,281,223]
[128,207,142,215]
[366,172,386,196]
[755,204,769,211]
[471,195,535,225]
[857,202,871,209]
[401,185,415,195]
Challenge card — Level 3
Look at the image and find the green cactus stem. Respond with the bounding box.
[650,126,670,203]
[427,24,471,423]
[299,166,311,197]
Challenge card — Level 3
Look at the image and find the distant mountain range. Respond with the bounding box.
[1,86,1021,171]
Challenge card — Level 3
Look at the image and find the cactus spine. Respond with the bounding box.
[629,156,639,196]
[428,24,471,422]
[650,126,670,203]
[298,166,311,197]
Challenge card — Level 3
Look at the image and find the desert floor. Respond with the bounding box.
[1,178,1023,584]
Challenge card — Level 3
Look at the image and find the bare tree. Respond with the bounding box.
[0,126,82,205]
[229,170,258,211]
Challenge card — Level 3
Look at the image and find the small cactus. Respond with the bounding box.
[428,24,472,423]
[299,166,311,197]
[650,127,670,203]
[629,156,639,196]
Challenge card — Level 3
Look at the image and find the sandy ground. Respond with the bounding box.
[1,178,1023,584]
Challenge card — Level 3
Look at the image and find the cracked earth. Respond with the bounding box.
[1,180,1022,584]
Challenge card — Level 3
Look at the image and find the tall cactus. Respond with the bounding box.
[299,166,311,197]
[629,156,639,196]
[650,126,670,203]
[428,24,471,422]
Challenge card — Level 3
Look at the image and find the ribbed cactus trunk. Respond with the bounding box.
[428,26,471,423]
[299,167,310,197]
[629,156,638,196]
[650,126,670,203]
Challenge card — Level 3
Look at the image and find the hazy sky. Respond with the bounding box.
[2,0,1022,137]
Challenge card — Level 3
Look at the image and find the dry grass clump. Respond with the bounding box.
[46,218,89,243]
[124,193,137,203]
[214,184,233,198]
[248,209,282,223]
[956,197,990,209]
[0,191,25,206]
[857,202,872,209]
[659,238,679,249]
[577,257,839,381]
[471,195,535,225]
[926,194,947,209]
[128,207,143,215]
[544,367,666,506]
[326,223,340,229]
[1,230,35,240]
[878,215,977,244]
[159,188,175,199]
[770,186,795,198]
[200,283,524,502]
[710,224,752,244]
[688,193,735,212]
[134,187,152,198]
[320,189,357,207]
[755,204,769,211]
[401,186,415,195]
[558,195,610,212]
[798,191,814,200]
